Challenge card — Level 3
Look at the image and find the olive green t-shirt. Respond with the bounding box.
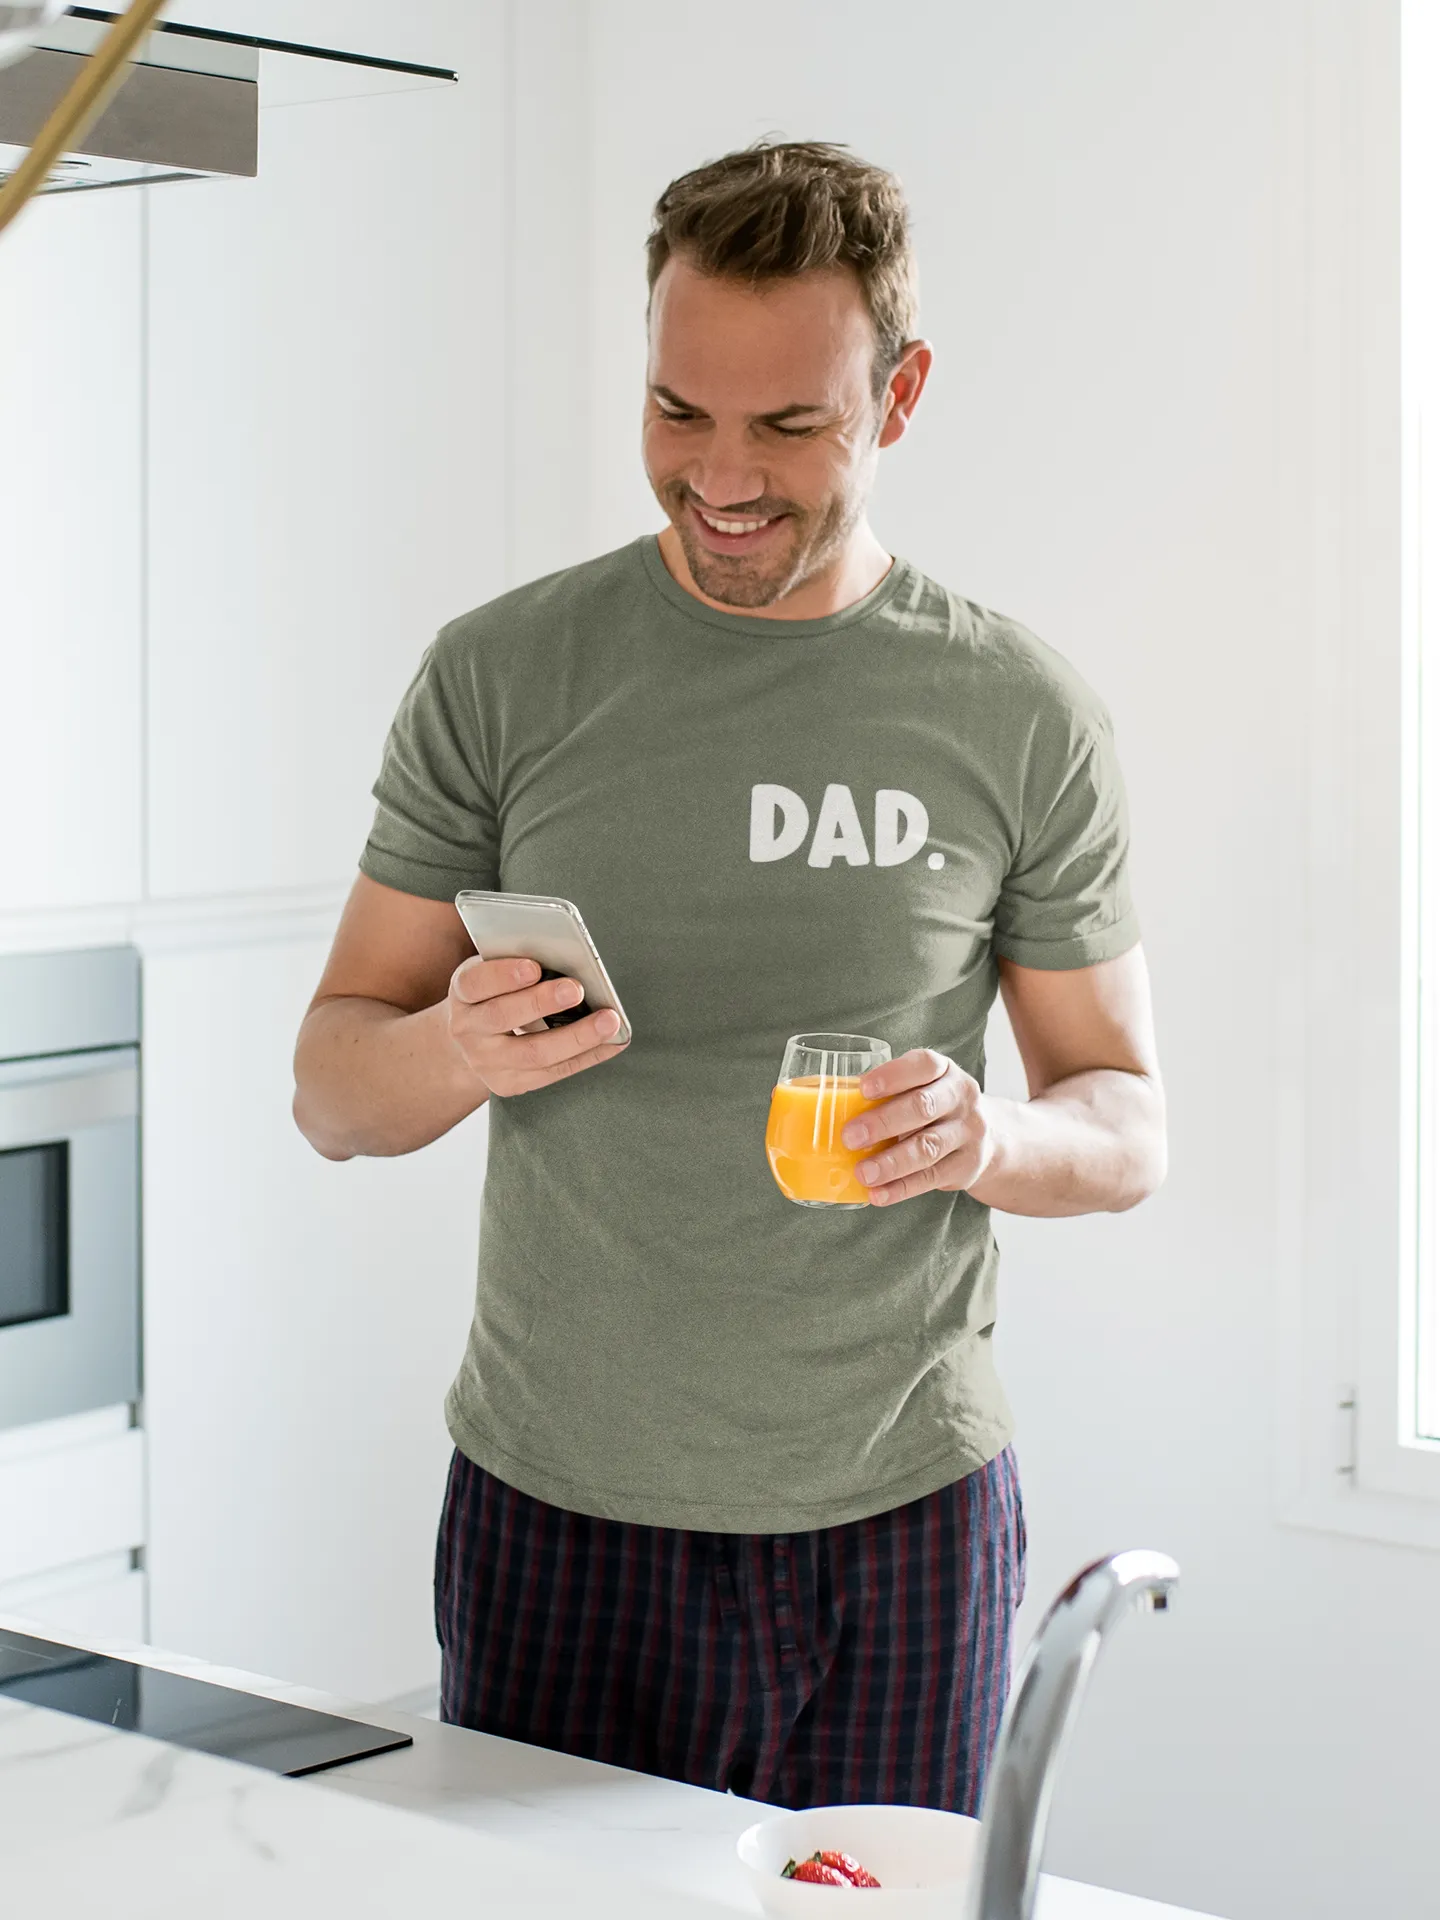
[360,536,1140,1532]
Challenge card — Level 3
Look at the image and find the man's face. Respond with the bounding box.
[643,259,887,610]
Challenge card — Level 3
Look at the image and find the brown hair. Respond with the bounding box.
[646,140,919,399]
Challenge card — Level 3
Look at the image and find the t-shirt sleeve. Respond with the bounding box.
[358,633,499,902]
[991,706,1141,970]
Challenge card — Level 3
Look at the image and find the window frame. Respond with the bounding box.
[1277,0,1440,1553]
[1409,0,1440,1454]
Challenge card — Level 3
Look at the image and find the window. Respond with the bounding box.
[1278,0,1440,1551]
[1406,0,1440,1452]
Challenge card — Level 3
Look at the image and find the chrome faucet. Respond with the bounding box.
[963,1549,1180,1920]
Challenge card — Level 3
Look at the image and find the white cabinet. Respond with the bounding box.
[0,1423,145,1586]
[141,934,484,1701]
[0,1407,145,1581]
[0,1560,147,1643]
[143,34,508,900]
[0,192,144,913]
[0,1408,147,1641]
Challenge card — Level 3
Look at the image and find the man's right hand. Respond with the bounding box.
[447,956,629,1098]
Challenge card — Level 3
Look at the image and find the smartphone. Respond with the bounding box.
[453,890,632,1045]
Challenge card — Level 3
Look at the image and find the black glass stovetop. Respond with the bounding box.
[0,1627,413,1777]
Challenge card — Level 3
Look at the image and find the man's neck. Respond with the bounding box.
[655,523,894,621]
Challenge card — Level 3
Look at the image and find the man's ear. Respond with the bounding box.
[877,340,934,449]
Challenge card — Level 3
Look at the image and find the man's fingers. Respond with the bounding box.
[499,1007,624,1073]
[452,954,540,1004]
[865,1161,948,1206]
[448,954,627,1096]
[462,972,586,1036]
[845,1056,963,1150]
[858,1122,959,1190]
[857,1047,951,1102]
[846,1075,963,1150]
[495,1039,629,1096]
[534,1040,629,1084]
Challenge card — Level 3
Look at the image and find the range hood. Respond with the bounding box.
[0,6,455,194]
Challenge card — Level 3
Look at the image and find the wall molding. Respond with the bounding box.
[0,883,348,959]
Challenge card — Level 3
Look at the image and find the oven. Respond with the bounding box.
[0,947,140,1434]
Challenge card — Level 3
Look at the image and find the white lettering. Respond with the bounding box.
[874,789,930,867]
[807,783,871,868]
[749,784,810,862]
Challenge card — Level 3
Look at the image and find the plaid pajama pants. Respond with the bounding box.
[434,1444,1026,1813]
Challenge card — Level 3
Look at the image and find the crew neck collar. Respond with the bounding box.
[637,533,911,638]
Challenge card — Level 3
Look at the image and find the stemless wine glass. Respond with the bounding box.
[765,1032,892,1210]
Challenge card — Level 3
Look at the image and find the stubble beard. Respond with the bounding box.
[659,482,863,611]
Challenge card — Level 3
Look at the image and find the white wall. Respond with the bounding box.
[531,3,1440,1918]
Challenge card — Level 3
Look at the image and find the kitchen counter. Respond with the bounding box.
[0,1613,1222,1917]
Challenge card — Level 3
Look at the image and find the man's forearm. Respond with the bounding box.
[292,996,490,1161]
[967,1067,1166,1217]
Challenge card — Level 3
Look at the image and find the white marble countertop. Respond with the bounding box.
[0,1613,1222,1918]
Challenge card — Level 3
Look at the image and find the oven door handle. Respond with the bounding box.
[0,1065,139,1151]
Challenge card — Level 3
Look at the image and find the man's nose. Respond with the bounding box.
[688,437,767,513]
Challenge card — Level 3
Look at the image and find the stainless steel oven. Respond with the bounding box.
[0,948,140,1433]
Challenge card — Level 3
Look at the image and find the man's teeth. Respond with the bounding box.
[698,510,773,535]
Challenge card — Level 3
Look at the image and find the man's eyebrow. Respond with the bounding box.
[649,385,830,423]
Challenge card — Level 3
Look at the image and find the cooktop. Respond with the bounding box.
[0,1627,414,1776]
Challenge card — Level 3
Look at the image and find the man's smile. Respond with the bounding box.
[687,498,790,555]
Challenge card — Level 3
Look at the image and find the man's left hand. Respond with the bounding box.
[841,1049,996,1207]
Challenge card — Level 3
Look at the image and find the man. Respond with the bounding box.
[293,140,1165,1815]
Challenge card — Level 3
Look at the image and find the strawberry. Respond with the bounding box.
[791,1859,853,1886]
[818,1850,882,1888]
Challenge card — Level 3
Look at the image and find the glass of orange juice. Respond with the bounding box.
[765,1032,893,1209]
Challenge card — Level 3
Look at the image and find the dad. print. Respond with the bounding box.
[749,784,944,870]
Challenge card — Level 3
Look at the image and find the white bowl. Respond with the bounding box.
[736,1803,981,1917]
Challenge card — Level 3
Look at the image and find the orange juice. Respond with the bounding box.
[765,1075,890,1207]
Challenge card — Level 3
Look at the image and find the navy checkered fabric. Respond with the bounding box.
[435,1447,1025,1813]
